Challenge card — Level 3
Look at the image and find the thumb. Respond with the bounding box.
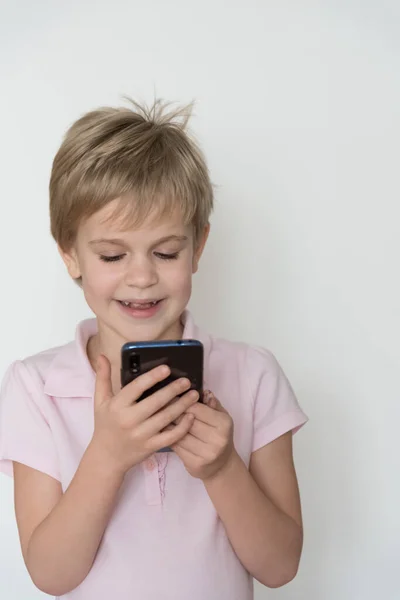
[94,354,113,407]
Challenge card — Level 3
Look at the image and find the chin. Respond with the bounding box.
[119,316,182,342]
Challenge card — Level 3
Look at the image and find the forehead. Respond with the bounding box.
[78,198,192,241]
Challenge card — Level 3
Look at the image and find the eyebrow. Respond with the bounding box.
[89,235,189,246]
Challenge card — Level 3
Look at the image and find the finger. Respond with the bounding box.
[212,397,226,412]
[153,413,195,450]
[172,404,194,426]
[116,365,171,407]
[171,441,199,462]
[173,432,208,456]
[94,355,113,408]
[204,395,217,410]
[185,401,219,426]
[202,390,212,405]
[187,418,214,442]
[144,389,199,434]
[204,391,225,412]
[134,378,196,423]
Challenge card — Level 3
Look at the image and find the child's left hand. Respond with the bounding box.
[170,391,235,481]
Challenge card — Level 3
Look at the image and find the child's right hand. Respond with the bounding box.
[90,355,198,474]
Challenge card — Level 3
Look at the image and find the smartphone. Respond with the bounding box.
[120,339,204,402]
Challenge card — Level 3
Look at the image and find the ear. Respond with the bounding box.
[192,223,210,274]
[58,245,81,280]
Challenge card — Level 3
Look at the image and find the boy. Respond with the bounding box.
[0,99,307,599]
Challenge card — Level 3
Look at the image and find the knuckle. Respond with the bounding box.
[216,439,226,454]
[208,447,219,461]
[195,456,205,469]
[128,427,142,443]
[119,415,132,430]
[221,414,232,431]
[130,431,141,444]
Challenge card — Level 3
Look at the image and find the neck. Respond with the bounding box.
[86,317,185,394]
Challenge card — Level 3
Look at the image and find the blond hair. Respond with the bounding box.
[50,99,213,250]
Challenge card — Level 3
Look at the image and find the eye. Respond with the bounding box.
[154,252,179,261]
[99,254,126,263]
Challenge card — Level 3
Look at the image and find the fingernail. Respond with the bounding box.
[203,390,212,403]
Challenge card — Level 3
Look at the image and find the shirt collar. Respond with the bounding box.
[43,310,211,398]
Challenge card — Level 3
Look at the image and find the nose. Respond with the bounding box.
[124,255,158,289]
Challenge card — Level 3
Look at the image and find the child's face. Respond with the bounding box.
[60,199,208,343]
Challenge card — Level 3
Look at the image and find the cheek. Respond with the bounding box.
[163,258,193,293]
[81,258,121,297]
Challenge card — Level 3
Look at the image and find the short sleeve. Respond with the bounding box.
[0,361,60,480]
[247,347,308,453]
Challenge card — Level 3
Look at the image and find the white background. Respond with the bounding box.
[0,1,399,599]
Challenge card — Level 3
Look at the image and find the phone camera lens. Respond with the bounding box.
[130,354,140,373]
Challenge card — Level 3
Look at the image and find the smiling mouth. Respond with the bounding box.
[117,300,162,309]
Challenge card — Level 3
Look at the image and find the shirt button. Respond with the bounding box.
[145,458,156,472]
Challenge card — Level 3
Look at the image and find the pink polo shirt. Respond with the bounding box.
[0,311,307,600]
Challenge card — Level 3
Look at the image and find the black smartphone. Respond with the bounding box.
[120,339,204,402]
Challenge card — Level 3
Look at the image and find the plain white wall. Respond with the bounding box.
[1,1,399,598]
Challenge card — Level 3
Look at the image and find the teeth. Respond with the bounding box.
[120,300,158,307]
